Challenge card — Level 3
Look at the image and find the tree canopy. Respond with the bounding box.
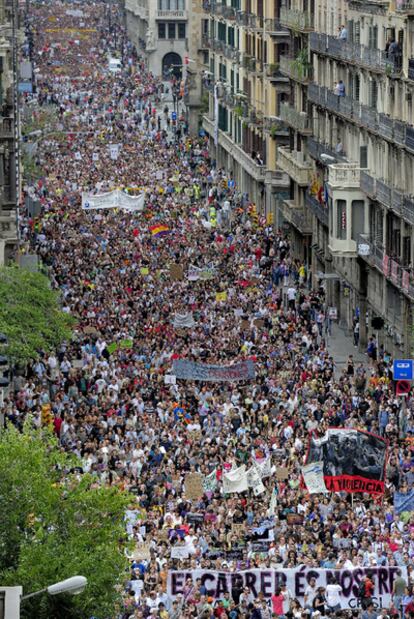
[0,423,131,618]
[0,265,74,363]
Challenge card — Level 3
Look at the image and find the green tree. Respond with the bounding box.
[0,265,74,363]
[0,423,131,618]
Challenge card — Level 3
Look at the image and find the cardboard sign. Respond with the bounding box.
[231,523,246,536]
[286,513,304,525]
[171,545,190,559]
[185,473,204,501]
[254,319,265,329]
[276,467,289,480]
[132,542,151,561]
[170,263,184,281]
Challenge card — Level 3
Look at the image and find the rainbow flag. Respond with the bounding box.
[149,224,170,237]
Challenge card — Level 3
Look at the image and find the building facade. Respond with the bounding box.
[201,0,291,216]
[125,0,204,133]
[202,0,414,356]
[0,0,19,266]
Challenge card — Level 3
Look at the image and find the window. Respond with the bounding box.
[360,145,368,169]
[336,199,347,240]
[168,23,176,39]
[218,22,226,42]
[202,19,208,35]
[158,23,166,39]
[370,79,378,108]
[178,23,186,38]
[351,200,364,241]
[228,26,235,47]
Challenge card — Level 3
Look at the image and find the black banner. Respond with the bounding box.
[306,428,387,494]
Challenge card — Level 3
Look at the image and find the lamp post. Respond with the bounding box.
[22,576,88,601]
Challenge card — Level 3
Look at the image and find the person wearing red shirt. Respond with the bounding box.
[271,588,285,616]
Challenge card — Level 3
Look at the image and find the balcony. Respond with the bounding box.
[209,3,236,18]
[395,0,414,13]
[277,147,313,186]
[202,115,267,182]
[279,199,312,233]
[280,102,312,133]
[265,64,290,88]
[279,55,312,82]
[308,84,412,147]
[305,191,329,226]
[360,170,376,197]
[307,135,346,165]
[328,163,362,188]
[309,32,398,74]
[235,10,248,25]
[263,116,289,137]
[155,8,187,19]
[403,196,414,226]
[264,18,289,37]
[280,7,314,31]
[376,178,392,209]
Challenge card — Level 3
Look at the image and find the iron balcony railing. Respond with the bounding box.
[309,32,399,74]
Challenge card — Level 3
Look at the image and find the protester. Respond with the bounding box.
[9,2,414,619]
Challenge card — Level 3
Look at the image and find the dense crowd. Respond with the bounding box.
[10,1,414,618]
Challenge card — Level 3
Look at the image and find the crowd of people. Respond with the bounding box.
[9,1,414,618]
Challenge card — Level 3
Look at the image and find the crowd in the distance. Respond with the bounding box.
[8,1,414,618]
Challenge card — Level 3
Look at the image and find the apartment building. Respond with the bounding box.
[125,0,204,133]
[201,0,290,214]
[265,0,414,355]
[0,0,19,265]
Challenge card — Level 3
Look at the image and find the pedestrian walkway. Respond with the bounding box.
[327,323,368,377]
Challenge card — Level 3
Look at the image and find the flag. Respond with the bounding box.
[149,224,170,237]
[140,267,149,276]
[216,291,227,302]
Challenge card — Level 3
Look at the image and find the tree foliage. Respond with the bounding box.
[0,265,74,363]
[0,423,131,618]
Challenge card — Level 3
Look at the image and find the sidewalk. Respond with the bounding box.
[326,323,368,377]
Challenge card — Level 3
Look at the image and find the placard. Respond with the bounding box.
[185,472,204,501]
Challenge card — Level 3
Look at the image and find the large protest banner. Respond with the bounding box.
[82,189,145,211]
[306,428,387,494]
[168,567,405,609]
[172,359,255,382]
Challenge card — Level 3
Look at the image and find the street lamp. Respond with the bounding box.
[22,576,88,601]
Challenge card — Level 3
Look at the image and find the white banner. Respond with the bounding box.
[173,312,195,329]
[170,546,190,559]
[246,466,265,496]
[168,567,407,609]
[254,457,272,480]
[108,143,121,160]
[203,469,218,494]
[223,465,248,494]
[82,189,145,211]
[302,461,328,494]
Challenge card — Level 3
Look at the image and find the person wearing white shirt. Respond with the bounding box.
[325,577,343,611]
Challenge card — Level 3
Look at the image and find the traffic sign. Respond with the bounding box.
[171,111,177,121]
[393,359,414,381]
